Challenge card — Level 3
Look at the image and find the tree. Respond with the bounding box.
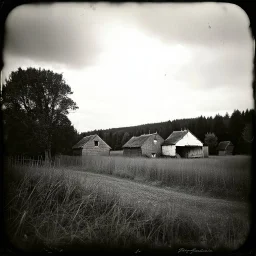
[2,67,78,159]
[121,132,130,146]
[195,116,207,142]
[213,114,227,142]
[223,112,230,130]
[51,115,79,156]
[112,132,123,150]
[229,110,244,154]
[242,123,254,143]
[204,132,218,155]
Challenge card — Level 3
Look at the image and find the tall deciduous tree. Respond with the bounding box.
[204,132,218,155]
[3,67,78,159]
[242,109,255,145]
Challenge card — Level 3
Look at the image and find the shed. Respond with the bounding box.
[217,141,234,156]
[72,134,111,156]
[122,133,164,158]
[203,146,209,158]
[162,129,204,158]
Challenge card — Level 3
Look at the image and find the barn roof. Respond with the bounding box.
[72,135,96,149]
[122,134,156,148]
[218,141,233,151]
[163,130,188,145]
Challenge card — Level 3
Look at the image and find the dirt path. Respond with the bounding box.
[69,170,249,221]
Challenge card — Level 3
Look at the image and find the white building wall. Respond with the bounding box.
[162,145,176,156]
[176,131,203,147]
[187,147,204,158]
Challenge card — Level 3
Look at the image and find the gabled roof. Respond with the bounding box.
[122,133,156,148]
[72,135,96,149]
[218,141,233,151]
[163,130,188,146]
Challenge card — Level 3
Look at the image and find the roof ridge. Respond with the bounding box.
[163,130,189,146]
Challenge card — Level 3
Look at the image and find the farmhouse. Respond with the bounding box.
[72,134,111,156]
[217,141,234,156]
[122,133,164,158]
[162,129,204,158]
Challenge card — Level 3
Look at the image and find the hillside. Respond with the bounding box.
[79,109,254,154]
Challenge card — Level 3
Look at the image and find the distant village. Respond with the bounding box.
[72,129,234,159]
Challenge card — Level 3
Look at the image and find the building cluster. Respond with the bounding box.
[72,129,234,158]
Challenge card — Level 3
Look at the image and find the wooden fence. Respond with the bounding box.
[7,155,45,167]
[6,155,84,168]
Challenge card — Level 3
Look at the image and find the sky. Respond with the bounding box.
[3,2,254,133]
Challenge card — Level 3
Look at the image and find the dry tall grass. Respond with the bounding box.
[58,155,251,200]
[4,164,249,252]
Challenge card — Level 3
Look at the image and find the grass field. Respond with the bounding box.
[109,150,123,156]
[4,155,251,252]
[58,155,251,200]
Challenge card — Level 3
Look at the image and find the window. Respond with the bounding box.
[94,141,99,147]
[153,139,157,144]
[152,153,156,158]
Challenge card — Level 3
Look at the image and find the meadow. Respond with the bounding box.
[58,154,251,200]
[4,155,251,252]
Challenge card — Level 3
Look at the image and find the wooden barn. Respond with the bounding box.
[72,134,111,156]
[217,141,234,156]
[162,129,204,158]
[122,133,164,158]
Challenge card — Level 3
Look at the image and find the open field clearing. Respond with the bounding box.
[4,163,250,252]
[58,155,251,200]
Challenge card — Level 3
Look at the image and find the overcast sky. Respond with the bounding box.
[3,2,254,133]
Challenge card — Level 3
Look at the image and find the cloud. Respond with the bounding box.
[2,2,254,133]
[4,3,105,68]
[129,2,252,48]
[172,44,253,90]
[4,2,252,70]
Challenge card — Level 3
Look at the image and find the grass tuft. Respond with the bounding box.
[4,163,249,252]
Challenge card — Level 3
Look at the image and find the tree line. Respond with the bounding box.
[1,67,254,158]
[81,109,254,155]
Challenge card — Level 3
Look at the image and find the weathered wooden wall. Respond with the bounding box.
[141,134,164,157]
[162,145,176,156]
[203,146,209,158]
[176,146,203,158]
[187,147,204,158]
[73,148,82,156]
[226,145,234,155]
[82,135,110,156]
[123,148,142,157]
[218,151,225,156]
[218,147,233,156]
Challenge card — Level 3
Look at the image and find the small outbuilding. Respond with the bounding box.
[203,146,209,158]
[72,134,111,156]
[162,129,204,158]
[217,141,234,156]
[122,133,164,158]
